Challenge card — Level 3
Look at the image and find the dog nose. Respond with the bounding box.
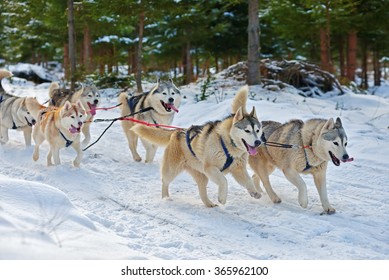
[254,140,261,147]
[78,121,83,126]
[343,154,349,160]
[94,99,99,105]
[168,97,174,103]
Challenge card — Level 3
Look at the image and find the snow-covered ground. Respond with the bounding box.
[0,70,388,260]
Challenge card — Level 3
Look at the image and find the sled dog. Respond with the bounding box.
[32,100,87,167]
[0,69,45,146]
[118,79,181,163]
[249,117,352,214]
[48,82,100,147]
[131,86,262,207]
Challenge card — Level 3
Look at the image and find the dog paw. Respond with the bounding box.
[250,192,262,199]
[271,196,282,204]
[206,202,218,208]
[134,156,142,162]
[321,207,336,215]
[218,195,227,205]
[298,194,308,208]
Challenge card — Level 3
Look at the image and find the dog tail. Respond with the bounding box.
[48,82,60,99]
[231,85,249,114]
[131,125,174,146]
[118,91,129,109]
[0,69,12,80]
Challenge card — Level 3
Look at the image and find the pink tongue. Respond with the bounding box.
[69,126,79,134]
[167,103,179,113]
[342,157,354,163]
[248,145,257,156]
[88,103,97,116]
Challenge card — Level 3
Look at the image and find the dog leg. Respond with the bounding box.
[81,122,91,148]
[140,138,157,163]
[160,149,183,199]
[283,168,308,208]
[22,127,32,147]
[71,141,83,167]
[313,167,335,214]
[126,129,142,162]
[0,126,9,144]
[186,167,216,207]
[32,128,44,162]
[52,147,61,165]
[230,166,262,200]
[46,149,53,166]
[252,167,281,203]
[204,164,228,205]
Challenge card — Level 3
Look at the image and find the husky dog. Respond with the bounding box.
[0,69,45,146]
[32,101,87,167]
[118,79,181,163]
[48,82,100,147]
[249,118,352,214]
[131,86,262,207]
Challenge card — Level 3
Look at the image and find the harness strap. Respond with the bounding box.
[186,129,198,158]
[59,129,73,147]
[302,148,312,171]
[220,137,234,172]
[0,95,3,104]
[12,121,17,129]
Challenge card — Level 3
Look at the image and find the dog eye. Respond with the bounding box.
[333,142,339,146]
[256,129,260,133]
[171,92,175,95]
[162,92,167,95]
[71,116,75,118]
[345,142,348,147]
[245,130,251,133]
[88,94,93,97]
[27,111,30,114]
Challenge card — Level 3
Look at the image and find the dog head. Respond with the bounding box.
[60,100,87,134]
[231,106,263,156]
[25,97,46,123]
[319,117,351,166]
[150,79,181,115]
[77,84,101,116]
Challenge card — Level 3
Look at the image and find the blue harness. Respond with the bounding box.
[186,129,234,172]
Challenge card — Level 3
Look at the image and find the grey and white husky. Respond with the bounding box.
[131,86,263,207]
[118,79,181,163]
[249,117,353,214]
[0,69,45,146]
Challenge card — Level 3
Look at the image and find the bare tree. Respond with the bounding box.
[67,0,76,90]
[247,0,260,85]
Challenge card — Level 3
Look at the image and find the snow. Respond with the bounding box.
[0,70,389,260]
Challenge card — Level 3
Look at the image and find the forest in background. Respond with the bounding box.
[0,0,389,90]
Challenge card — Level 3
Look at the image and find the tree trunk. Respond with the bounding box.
[320,28,330,72]
[373,48,381,87]
[67,0,76,90]
[338,35,346,78]
[64,43,69,80]
[184,40,192,84]
[135,11,145,94]
[83,25,92,73]
[361,40,368,89]
[247,0,260,85]
[346,30,357,82]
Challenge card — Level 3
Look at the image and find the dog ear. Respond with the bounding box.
[335,117,343,128]
[322,118,335,131]
[75,100,85,110]
[63,101,72,111]
[249,106,258,120]
[233,107,244,123]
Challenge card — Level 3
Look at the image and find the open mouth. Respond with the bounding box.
[87,102,97,116]
[69,125,81,134]
[242,139,258,156]
[160,100,179,113]
[25,117,36,127]
[329,151,354,166]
